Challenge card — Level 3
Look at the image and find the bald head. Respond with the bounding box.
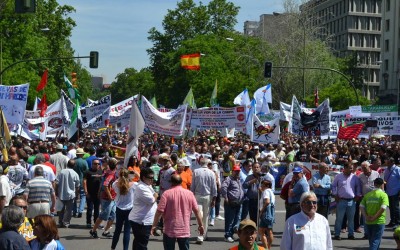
[170,174,182,186]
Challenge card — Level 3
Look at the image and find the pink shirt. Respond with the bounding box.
[157,185,198,238]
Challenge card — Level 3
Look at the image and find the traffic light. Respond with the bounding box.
[264,61,273,78]
[90,51,99,68]
[15,0,36,13]
[71,72,77,88]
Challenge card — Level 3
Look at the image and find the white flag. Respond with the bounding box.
[124,100,145,167]
[254,84,272,104]
[233,88,251,106]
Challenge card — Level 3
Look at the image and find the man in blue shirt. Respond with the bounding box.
[287,166,310,219]
[384,157,400,228]
[312,163,331,218]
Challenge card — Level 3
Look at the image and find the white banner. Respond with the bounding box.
[109,97,134,130]
[339,116,400,137]
[141,96,187,136]
[81,95,111,129]
[0,83,29,124]
[189,106,246,131]
[251,116,279,144]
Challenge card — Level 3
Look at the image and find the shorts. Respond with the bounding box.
[259,216,274,229]
[99,199,116,221]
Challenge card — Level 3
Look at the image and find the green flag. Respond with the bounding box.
[150,96,158,108]
[64,75,80,100]
[183,87,197,109]
[210,80,218,107]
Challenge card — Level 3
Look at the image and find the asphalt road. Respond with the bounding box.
[58,197,397,249]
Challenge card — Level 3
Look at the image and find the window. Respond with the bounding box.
[385,59,389,71]
[385,39,389,51]
[386,0,390,12]
[386,19,390,31]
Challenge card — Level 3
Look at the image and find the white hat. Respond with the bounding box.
[178,158,191,167]
[159,153,170,160]
[254,145,259,150]
[76,148,85,155]
[56,144,64,150]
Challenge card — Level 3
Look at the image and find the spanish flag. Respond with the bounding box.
[180,53,200,70]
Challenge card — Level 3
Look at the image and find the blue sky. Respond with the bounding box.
[58,0,283,83]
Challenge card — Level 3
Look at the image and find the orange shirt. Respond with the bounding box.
[179,170,192,190]
[128,166,141,182]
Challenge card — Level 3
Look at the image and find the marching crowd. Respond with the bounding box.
[0,130,400,250]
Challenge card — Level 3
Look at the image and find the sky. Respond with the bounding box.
[57,0,283,83]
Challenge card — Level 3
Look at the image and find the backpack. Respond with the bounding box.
[222,160,231,173]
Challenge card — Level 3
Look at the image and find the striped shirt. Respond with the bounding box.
[24,176,54,203]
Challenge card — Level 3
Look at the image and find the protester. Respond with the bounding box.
[9,195,35,242]
[111,168,137,250]
[229,219,265,250]
[84,158,103,228]
[360,178,389,250]
[287,166,309,219]
[221,164,244,243]
[56,159,80,228]
[129,168,158,250]
[258,180,275,249]
[50,144,69,175]
[383,157,400,228]
[30,214,65,250]
[281,192,333,250]
[151,174,203,250]
[0,165,12,214]
[312,163,331,218]
[72,148,88,218]
[0,206,31,249]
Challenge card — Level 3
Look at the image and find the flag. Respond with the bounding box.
[33,97,41,111]
[64,75,80,100]
[245,99,256,135]
[254,84,272,104]
[36,69,48,91]
[150,96,158,108]
[124,100,145,167]
[68,98,81,142]
[314,87,319,107]
[233,88,251,106]
[337,122,364,140]
[37,93,48,117]
[0,108,11,162]
[183,87,197,109]
[258,94,270,115]
[180,53,200,70]
[210,80,218,107]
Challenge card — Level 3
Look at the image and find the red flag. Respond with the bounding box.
[36,69,48,91]
[337,122,364,140]
[38,94,48,117]
[314,87,319,107]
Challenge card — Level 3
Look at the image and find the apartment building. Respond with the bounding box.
[379,0,400,105]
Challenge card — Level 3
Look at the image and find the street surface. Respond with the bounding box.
[59,197,396,249]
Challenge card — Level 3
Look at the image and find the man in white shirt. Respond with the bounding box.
[50,144,69,175]
[281,191,333,250]
[129,168,158,250]
[28,154,56,183]
[260,143,277,163]
[0,165,12,214]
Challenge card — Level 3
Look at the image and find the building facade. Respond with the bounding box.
[379,0,400,105]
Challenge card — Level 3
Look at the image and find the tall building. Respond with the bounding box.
[379,0,400,105]
[299,0,382,100]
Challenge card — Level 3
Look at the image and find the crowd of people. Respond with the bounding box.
[0,129,399,249]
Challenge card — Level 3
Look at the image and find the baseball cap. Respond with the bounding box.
[293,166,303,173]
[254,145,259,150]
[232,165,241,171]
[178,158,190,167]
[239,219,257,231]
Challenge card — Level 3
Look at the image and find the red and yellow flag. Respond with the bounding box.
[180,53,200,70]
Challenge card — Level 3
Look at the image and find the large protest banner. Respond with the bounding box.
[109,96,134,131]
[81,95,111,129]
[0,83,29,124]
[251,116,280,144]
[331,105,398,121]
[189,106,246,131]
[337,116,400,138]
[141,96,187,136]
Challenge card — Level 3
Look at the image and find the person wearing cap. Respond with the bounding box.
[73,148,89,218]
[229,219,265,250]
[287,165,310,219]
[50,144,69,176]
[332,161,362,240]
[312,163,331,218]
[191,157,217,244]
[176,159,192,190]
[221,164,244,243]
[360,178,389,250]
[281,192,333,250]
[158,153,175,196]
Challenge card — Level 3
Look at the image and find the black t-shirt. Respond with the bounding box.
[84,169,103,197]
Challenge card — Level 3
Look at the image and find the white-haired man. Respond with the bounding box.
[281,191,333,250]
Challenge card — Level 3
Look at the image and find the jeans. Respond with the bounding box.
[215,191,221,217]
[163,234,189,250]
[195,194,211,239]
[365,224,385,250]
[130,221,151,250]
[389,193,400,225]
[99,199,116,221]
[111,207,131,250]
[241,199,250,221]
[224,203,241,238]
[73,187,86,215]
[248,199,258,224]
[316,195,329,218]
[335,199,356,236]
[86,196,100,224]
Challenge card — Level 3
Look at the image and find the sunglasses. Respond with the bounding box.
[145,176,155,181]
[17,205,27,210]
[303,200,317,205]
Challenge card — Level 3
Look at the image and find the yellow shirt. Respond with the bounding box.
[0,217,36,242]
